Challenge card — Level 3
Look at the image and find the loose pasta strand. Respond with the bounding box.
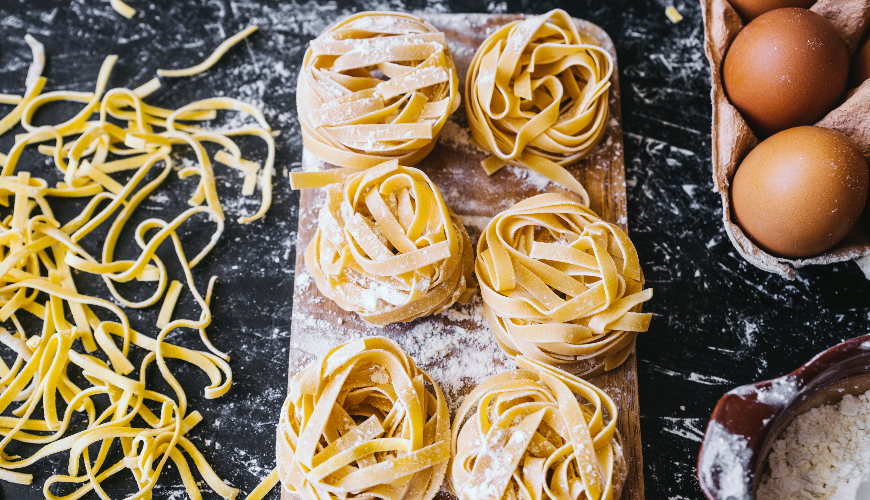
[158,26,259,78]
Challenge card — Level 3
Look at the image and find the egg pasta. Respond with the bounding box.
[276,337,450,500]
[298,160,475,326]
[295,11,460,176]
[450,355,627,500]
[465,9,613,202]
[476,193,652,376]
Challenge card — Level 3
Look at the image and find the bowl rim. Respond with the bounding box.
[696,333,870,500]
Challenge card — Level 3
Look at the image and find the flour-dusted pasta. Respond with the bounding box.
[465,9,613,202]
[450,355,627,500]
[277,337,450,500]
[297,12,460,170]
[476,193,652,376]
[296,160,475,326]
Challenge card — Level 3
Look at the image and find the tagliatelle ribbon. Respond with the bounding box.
[296,11,460,173]
[465,9,614,202]
[449,355,626,500]
[272,337,450,500]
[0,31,277,500]
[110,0,136,19]
[158,26,259,78]
[476,193,652,377]
[298,159,475,326]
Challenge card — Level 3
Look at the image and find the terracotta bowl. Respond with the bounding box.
[697,334,870,499]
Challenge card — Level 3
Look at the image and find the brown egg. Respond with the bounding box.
[851,37,870,88]
[728,0,816,22]
[723,8,849,138]
[732,126,868,258]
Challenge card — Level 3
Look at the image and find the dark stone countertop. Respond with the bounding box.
[0,1,868,499]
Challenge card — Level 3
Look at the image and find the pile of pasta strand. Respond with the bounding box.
[0,27,273,500]
[292,160,475,327]
[465,9,614,203]
[297,11,460,171]
[476,193,652,377]
[450,355,627,500]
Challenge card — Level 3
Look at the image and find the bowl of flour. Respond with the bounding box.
[698,334,870,500]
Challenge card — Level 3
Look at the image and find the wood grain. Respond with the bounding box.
[286,13,643,500]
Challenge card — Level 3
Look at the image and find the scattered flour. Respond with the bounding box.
[758,391,870,500]
[731,376,799,408]
[755,377,799,406]
[698,421,752,500]
[397,296,512,408]
[507,164,551,192]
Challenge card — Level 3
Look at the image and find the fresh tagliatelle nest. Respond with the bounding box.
[449,355,627,500]
[296,160,475,327]
[476,193,652,377]
[297,12,460,169]
[276,337,450,500]
[701,0,870,279]
[0,27,274,499]
[465,9,613,203]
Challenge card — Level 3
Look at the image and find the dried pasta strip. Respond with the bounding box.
[377,66,448,100]
[288,166,364,189]
[450,356,627,500]
[93,153,154,173]
[241,174,257,196]
[24,35,45,92]
[298,12,459,168]
[0,77,45,137]
[275,337,449,500]
[215,150,259,174]
[77,161,124,194]
[133,78,161,98]
[244,468,280,500]
[465,9,613,198]
[477,193,652,377]
[110,0,136,19]
[158,26,258,77]
[22,55,117,139]
[327,123,433,142]
[300,160,475,326]
[124,132,171,150]
[157,281,184,329]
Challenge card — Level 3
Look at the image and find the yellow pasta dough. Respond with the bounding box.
[0,32,275,499]
[276,337,450,500]
[297,11,460,170]
[450,355,627,500]
[465,9,613,201]
[301,160,475,326]
[476,193,652,377]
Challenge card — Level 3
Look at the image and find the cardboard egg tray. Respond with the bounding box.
[701,0,870,279]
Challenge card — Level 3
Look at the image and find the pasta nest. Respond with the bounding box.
[305,160,475,326]
[449,355,627,500]
[465,9,614,201]
[476,193,652,376]
[298,12,461,169]
[277,337,450,500]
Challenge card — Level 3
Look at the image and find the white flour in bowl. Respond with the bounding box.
[757,390,870,500]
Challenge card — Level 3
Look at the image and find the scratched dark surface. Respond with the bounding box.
[0,0,868,499]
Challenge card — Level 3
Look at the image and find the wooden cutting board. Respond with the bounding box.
[286,13,643,500]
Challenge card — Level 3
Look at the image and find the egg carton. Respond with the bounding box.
[701,0,870,279]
